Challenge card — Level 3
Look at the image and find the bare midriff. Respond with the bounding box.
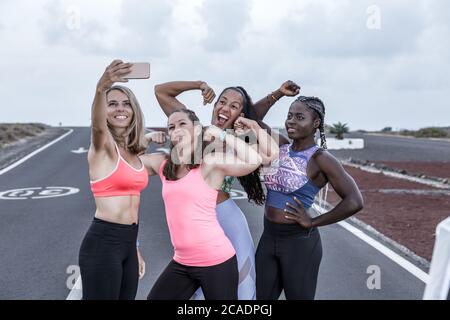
[264,206,297,225]
[94,195,141,225]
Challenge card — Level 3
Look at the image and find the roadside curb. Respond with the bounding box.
[345,158,449,186]
[342,159,450,190]
[365,133,450,143]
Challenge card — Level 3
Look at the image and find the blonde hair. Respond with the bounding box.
[106,85,146,155]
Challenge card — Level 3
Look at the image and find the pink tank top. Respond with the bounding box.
[159,160,235,267]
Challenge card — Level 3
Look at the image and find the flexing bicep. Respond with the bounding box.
[249,142,278,167]
[155,85,186,116]
[205,153,260,178]
[140,153,166,176]
[155,81,198,116]
[256,120,290,147]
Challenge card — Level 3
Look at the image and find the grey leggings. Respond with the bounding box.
[256,218,322,300]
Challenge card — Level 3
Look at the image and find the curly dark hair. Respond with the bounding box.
[217,86,265,205]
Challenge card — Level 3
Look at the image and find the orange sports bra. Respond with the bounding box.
[90,142,148,197]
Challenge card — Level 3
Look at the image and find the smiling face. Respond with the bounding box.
[285,101,321,140]
[168,111,202,150]
[168,111,193,146]
[106,89,133,128]
[211,89,245,129]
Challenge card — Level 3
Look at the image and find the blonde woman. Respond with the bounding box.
[79,60,156,299]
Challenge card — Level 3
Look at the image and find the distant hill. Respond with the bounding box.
[0,123,50,148]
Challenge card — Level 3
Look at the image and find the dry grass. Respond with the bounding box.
[0,123,49,148]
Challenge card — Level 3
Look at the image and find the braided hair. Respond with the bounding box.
[294,96,327,149]
[216,86,265,205]
[293,96,329,213]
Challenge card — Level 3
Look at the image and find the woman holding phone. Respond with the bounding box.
[79,60,161,300]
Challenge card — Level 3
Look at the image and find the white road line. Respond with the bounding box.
[338,220,429,283]
[0,128,79,298]
[66,276,82,300]
[0,129,74,176]
[312,203,429,283]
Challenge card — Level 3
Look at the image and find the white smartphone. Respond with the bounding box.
[124,62,150,79]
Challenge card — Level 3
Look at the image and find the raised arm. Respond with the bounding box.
[255,120,290,147]
[233,117,279,166]
[143,130,167,149]
[252,80,300,121]
[154,81,216,117]
[140,153,166,176]
[90,60,131,151]
[204,126,263,178]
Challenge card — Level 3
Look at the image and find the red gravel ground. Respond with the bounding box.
[327,165,450,261]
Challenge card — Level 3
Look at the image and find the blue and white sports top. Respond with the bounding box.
[264,144,321,209]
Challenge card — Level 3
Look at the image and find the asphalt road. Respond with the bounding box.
[0,128,426,299]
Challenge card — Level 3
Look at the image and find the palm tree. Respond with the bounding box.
[330,122,349,140]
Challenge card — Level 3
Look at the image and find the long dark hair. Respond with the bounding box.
[216,86,265,205]
[162,109,205,181]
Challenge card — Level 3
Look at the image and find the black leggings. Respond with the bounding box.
[147,255,238,300]
[79,217,139,300]
[256,218,322,300]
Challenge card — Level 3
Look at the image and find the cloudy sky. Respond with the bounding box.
[1,0,449,131]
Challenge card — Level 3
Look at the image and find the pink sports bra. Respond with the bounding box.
[90,142,148,197]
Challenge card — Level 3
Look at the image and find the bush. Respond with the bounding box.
[414,127,448,138]
[399,129,414,136]
[0,123,49,147]
[399,127,449,138]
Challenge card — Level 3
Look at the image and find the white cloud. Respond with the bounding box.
[200,0,251,52]
[37,0,173,57]
[0,0,449,131]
